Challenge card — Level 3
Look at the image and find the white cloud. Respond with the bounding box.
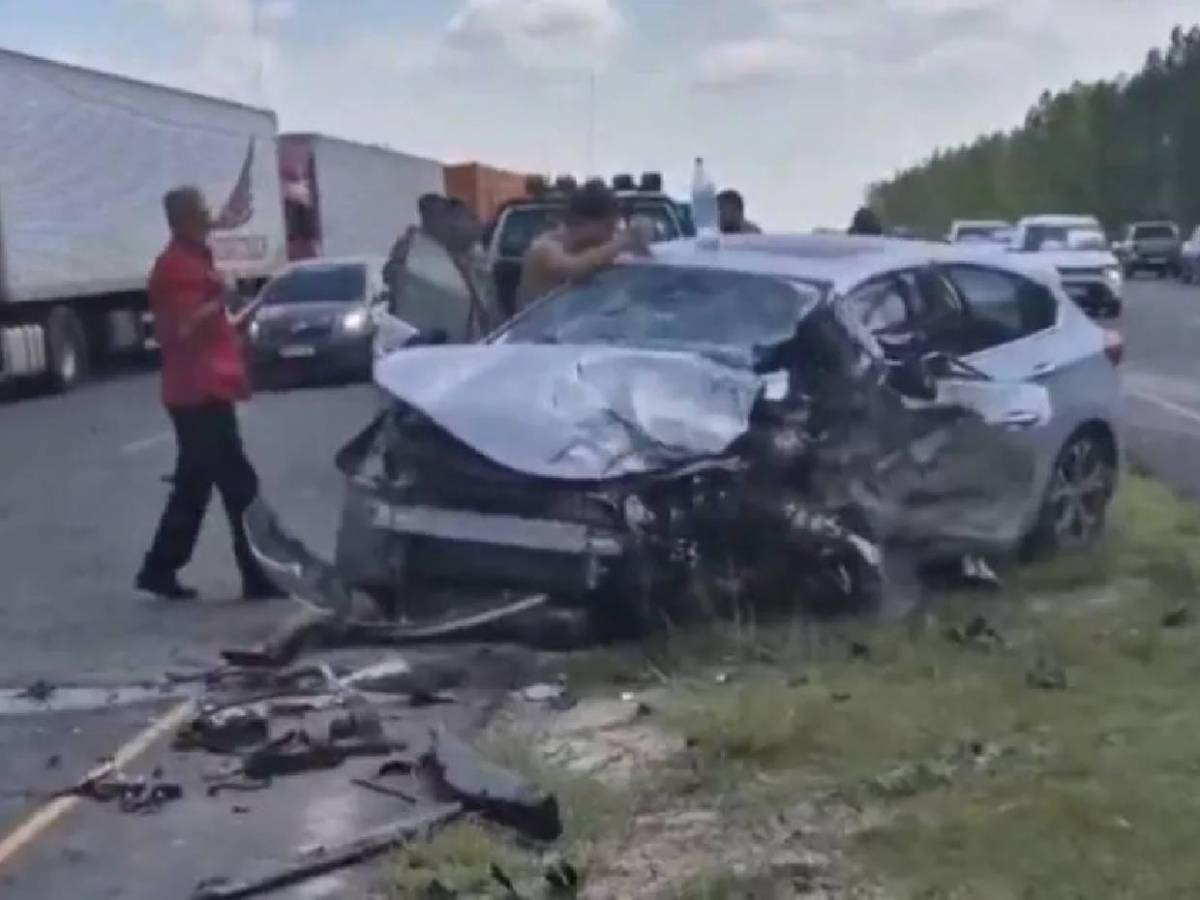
[693,39,814,89]
[445,0,622,68]
[124,0,295,101]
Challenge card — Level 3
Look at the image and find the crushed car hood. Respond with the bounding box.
[373,344,763,480]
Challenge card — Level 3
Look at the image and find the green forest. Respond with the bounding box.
[867,25,1200,238]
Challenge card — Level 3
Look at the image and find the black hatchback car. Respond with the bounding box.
[247,257,386,384]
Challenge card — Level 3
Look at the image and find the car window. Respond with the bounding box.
[1133,224,1175,240]
[626,203,680,241]
[262,264,365,306]
[943,264,1056,351]
[844,277,910,334]
[496,207,561,259]
[391,231,475,341]
[494,265,821,364]
[1022,224,1104,251]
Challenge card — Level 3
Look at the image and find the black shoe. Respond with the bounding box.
[136,570,198,601]
[242,578,286,601]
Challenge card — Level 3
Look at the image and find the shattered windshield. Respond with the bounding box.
[493,265,821,359]
[261,264,366,305]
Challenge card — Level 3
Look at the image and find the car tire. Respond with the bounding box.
[1025,428,1117,558]
[44,306,88,393]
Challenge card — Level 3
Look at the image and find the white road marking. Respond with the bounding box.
[0,699,194,870]
[1126,388,1200,428]
[120,430,172,455]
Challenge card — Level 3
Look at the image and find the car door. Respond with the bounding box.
[373,231,482,357]
[926,262,1116,523]
[840,270,1050,552]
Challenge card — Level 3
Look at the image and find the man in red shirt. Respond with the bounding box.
[136,186,278,600]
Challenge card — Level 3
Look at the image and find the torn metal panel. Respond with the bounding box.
[373,344,764,480]
[420,724,562,841]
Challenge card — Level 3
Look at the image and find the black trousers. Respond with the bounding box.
[142,401,265,583]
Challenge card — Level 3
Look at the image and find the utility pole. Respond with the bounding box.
[250,0,266,103]
[585,70,596,176]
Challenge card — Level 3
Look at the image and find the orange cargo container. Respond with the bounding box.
[445,162,531,224]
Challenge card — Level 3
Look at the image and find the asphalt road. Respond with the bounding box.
[0,276,1195,895]
[1117,277,1200,496]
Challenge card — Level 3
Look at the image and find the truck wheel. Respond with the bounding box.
[45,307,88,393]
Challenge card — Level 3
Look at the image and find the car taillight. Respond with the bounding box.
[1103,329,1124,367]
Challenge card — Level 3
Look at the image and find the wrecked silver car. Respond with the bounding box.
[271,234,1118,632]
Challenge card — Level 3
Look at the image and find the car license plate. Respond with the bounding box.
[279,345,316,359]
[1065,284,1087,297]
[1145,257,1165,264]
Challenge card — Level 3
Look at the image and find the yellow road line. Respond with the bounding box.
[0,698,195,869]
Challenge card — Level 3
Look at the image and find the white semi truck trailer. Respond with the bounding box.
[0,48,286,391]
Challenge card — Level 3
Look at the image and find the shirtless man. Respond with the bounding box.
[516,182,648,310]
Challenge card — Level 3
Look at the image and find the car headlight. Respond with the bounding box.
[341,309,369,333]
[248,319,261,341]
[1103,265,1123,285]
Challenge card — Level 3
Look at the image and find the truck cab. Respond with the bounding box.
[484,173,689,319]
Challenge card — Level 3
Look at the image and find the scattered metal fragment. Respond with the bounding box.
[519,683,566,703]
[18,680,56,702]
[175,707,270,754]
[328,707,385,743]
[350,777,418,803]
[191,803,462,899]
[946,615,1006,650]
[206,778,272,798]
[420,724,562,841]
[57,766,183,815]
[490,862,521,896]
[1026,658,1068,691]
[1162,606,1191,629]
[544,859,580,893]
[240,731,345,780]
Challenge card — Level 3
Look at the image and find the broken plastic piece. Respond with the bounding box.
[420,724,562,841]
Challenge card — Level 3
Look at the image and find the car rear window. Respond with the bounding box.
[496,201,681,259]
[262,264,366,306]
[494,265,820,362]
[1133,224,1176,239]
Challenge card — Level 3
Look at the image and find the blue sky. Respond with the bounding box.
[2,0,1198,228]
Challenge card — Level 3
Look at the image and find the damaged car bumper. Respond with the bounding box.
[336,483,629,597]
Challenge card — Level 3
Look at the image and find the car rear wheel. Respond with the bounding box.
[1028,430,1116,557]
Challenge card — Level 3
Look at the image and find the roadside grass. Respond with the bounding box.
[386,820,524,897]
[662,473,1200,897]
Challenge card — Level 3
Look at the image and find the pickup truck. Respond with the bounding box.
[484,176,690,318]
[1010,215,1123,319]
[1114,221,1182,278]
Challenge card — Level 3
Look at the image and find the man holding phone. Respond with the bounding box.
[136,186,278,601]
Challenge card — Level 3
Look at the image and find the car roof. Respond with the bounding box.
[952,219,1010,228]
[1017,215,1101,228]
[632,233,1061,294]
